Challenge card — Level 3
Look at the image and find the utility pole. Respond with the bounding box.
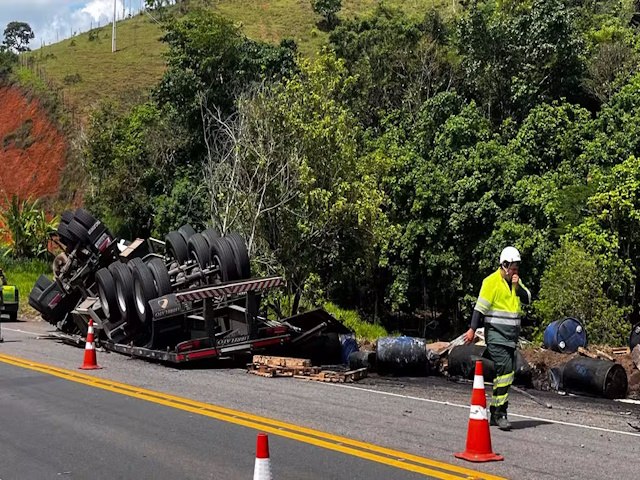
[112,0,117,52]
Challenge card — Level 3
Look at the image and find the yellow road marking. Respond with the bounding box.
[0,353,505,480]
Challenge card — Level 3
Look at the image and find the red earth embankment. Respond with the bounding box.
[0,84,67,205]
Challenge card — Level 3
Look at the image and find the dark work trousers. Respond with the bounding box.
[485,343,515,415]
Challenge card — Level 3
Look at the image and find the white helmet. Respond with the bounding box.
[500,246,521,265]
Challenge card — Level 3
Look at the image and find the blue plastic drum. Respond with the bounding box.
[543,317,587,353]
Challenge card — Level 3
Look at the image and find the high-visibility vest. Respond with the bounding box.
[474,269,530,346]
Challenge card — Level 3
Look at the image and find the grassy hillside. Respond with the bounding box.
[21,0,442,116]
[23,13,166,118]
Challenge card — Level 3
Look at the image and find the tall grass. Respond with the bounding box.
[323,302,388,342]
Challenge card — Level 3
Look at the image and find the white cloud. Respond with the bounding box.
[0,0,145,46]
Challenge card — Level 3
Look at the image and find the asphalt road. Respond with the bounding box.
[1,321,639,480]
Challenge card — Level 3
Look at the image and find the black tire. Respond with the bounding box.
[178,224,197,242]
[110,262,136,323]
[225,233,251,279]
[147,258,172,296]
[67,219,89,244]
[201,228,220,247]
[209,236,237,282]
[57,222,76,250]
[74,208,98,229]
[131,259,157,326]
[60,210,75,225]
[165,231,189,264]
[188,233,211,269]
[96,268,119,321]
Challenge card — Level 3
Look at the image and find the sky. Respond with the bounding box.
[0,0,145,47]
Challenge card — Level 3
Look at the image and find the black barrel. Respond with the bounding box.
[376,336,429,375]
[348,350,376,370]
[562,357,628,399]
[448,345,532,386]
[630,323,640,351]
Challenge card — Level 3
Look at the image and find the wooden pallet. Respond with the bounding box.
[612,347,631,356]
[252,355,311,368]
[247,363,322,378]
[293,368,368,383]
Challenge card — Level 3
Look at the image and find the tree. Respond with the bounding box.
[2,22,34,53]
[311,0,342,29]
[204,54,385,316]
[534,241,629,345]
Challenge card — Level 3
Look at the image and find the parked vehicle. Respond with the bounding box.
[0,269,19,322]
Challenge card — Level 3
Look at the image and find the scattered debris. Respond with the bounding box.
[247,355,368,383]
[293,368,368,383]
[613,347,631,356]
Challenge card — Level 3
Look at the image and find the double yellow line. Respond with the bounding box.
[0,353,505,480]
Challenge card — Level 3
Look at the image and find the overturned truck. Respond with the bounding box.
[29,209,348,364]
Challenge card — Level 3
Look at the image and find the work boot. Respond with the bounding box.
[489,406,497,426]
[496,414,511,431]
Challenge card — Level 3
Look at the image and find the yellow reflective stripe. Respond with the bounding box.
[490,393,509,407]
[494,373,514,388]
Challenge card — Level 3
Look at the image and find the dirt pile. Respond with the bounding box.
[0,85,67,205]
[521,346,640,399]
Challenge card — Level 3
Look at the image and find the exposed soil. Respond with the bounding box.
[0,85,67,206]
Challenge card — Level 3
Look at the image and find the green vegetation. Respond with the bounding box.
[0,196,58,260]
[324,302,388,341]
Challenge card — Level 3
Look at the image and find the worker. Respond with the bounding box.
[463,246,531,431]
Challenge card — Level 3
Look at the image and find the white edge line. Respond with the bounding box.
[615,398,640,405]
[325,383,640,438]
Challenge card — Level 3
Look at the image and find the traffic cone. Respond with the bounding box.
[79,319,102,370]
[454,360,503,462]
[253,433,272,480]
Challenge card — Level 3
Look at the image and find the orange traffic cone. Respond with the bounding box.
[454,360,503,462]
[253,433,272,480]
[79,319,102,370]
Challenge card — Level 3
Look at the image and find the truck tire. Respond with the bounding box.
[131,259,157,326]
[178,224,197,242]
[57,222,76,250]
[147,258,172,296]
[67,219,90,245]
[96,268,119,321]
[111,262,136,323]
[225,233,251,279]
[201,228,220,247]
[209,237,236,282]
[60,209,75,225]
[74,208,98,229]
[188,233,211,269]
[165,231,189,264]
